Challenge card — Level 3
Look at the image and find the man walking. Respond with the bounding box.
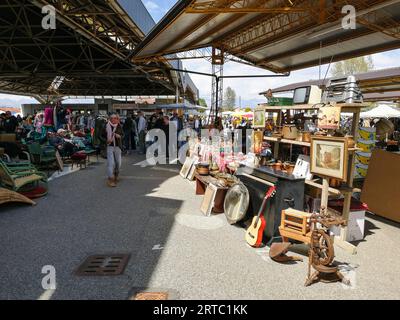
[123,114,137,154]
[106,114,124,187]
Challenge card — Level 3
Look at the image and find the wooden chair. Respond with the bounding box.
[0,159,38,172]
[0,161,48,193]
[27,143,57,169]
[279,209,312,244]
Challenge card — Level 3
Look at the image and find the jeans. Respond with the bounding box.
[124,130,136,151]
[138,130,146,154]
[107,146,122,178]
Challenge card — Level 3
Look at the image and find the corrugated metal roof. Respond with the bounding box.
[133,0,400,73]
[263,67,400,94]
[116,1,199,99]
[117,0,156,35]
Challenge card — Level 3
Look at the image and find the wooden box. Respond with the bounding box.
[279,208,312,244]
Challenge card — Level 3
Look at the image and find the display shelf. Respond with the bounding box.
[305,180,342,196]
[258,102,364,255]
[305,180,361,196]
[280,138,311,147]
[264,136,311,147]
[258,102,369,112]
[264,136,280,143]
[265,137,361,151]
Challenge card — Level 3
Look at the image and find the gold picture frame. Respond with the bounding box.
[253,108,266,128]
[310,136,349,182]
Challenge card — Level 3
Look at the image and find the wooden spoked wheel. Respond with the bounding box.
[311,230,335,267]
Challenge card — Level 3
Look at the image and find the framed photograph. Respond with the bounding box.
[253,108,266,128]
[187,156,199,181]
[310,136,349,182]
[180,156,194,179]
[200,184,218,217]
[252,131,264,154]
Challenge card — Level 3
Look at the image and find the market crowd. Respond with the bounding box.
[0,106,207,188]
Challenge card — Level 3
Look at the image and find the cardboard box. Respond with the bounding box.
[328,198,367,242]
[330,210,366,242]
[361,150,400,223]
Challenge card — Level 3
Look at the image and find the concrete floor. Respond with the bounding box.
[0,153,399,300]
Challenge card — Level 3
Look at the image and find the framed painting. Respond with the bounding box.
[310,136,349,182]
[180,156,194,179]
[200,183,218,217]
[253,108,266,129]
[317,106,341,130]
[187,156,199,181]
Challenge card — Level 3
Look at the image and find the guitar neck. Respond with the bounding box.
[256,187,276,219]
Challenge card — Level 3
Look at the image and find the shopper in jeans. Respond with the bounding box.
[106,114,124,187]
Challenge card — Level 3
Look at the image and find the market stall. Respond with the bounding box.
[182,102,368,258]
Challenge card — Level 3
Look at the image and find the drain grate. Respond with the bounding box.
[132,292,169,300]
[75,254,130,276]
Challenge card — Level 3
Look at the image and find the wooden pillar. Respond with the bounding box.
[321,177,330,214]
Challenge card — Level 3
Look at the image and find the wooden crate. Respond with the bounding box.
[279,208,312,244]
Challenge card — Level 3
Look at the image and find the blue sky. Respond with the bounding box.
[143,0,176,22]
[1,0,399,108]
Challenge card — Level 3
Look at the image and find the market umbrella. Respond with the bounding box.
[360,105,400,118]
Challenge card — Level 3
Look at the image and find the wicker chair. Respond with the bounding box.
[0,161,48,193]
[0,188,35,206]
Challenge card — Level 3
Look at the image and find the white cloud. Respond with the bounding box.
[370,49,400,70]
[144,1,160,11]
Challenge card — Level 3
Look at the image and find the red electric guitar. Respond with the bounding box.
[245,185,277,247]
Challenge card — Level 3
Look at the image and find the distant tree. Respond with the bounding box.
[223,87,237,111]
[198,98,208,113]
[330,56,374,77]
[198,98,208,108]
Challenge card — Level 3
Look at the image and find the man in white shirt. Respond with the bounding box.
[137,111,147,154]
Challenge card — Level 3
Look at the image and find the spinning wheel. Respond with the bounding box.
[311,230,334,267]
[305,213,350,287]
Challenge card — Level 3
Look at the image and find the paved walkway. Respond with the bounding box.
[0,154,399,300]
